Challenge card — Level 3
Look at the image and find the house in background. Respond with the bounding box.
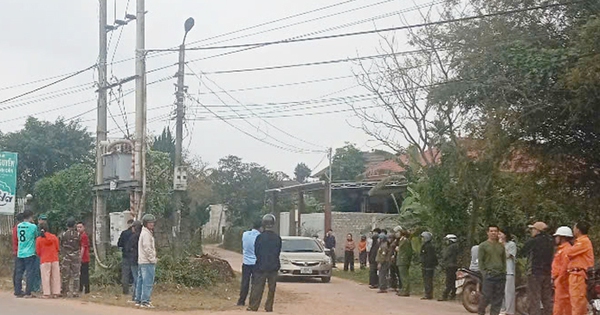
[202,204,229,242]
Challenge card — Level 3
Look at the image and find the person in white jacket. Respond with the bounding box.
[135,214,157,309]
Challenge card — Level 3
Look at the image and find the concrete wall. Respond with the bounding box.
[279,211,398,261]
[203,204,229,241]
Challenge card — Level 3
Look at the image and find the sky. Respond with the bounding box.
[0,0,440,176]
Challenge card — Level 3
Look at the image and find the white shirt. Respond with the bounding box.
[470,245,479,271]
[505,241,517,275]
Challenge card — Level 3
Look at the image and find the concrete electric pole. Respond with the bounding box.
[324,147,333,232]
[134,0,147,219]
[95,0,109,261]
[173,17,194,246]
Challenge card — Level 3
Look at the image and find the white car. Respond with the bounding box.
[278,236,332,283]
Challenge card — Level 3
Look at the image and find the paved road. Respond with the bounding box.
[3,246,470,315]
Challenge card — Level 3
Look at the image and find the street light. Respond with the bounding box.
[183,17,195,44]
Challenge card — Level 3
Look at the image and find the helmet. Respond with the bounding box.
[393,225,403,233]
[554,226,573,238]
[262,214,276,229]
[142,214,156,225]
[444,234,458,242]
[420,231,432,242]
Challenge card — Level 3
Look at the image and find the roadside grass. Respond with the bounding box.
[332,264,446,298]
[0,273,297,311]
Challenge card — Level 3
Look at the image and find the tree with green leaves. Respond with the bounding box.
[210,155,275,227]
[152,127,175,163]
[0,117,93,195]
[294,163,312,183]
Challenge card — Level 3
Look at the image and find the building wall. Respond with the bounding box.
[202,204,229,241]
[279,211,398,261]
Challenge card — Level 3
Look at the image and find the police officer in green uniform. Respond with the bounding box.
[60,218,81,297]
[396,227,413,297]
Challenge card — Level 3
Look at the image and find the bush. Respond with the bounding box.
[156,255,226,288]
[0,235,14,277]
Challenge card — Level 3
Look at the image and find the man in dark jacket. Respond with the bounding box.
[520,222,554,315]
[127,221,142,303]
[118,219,134,295]
[420,231,438,300]
[368,228,381,289]
[248,214,282,313]
[440,234,459,301]
[324,229,336,268]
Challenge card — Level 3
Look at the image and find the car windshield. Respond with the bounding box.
[282,239,323,253]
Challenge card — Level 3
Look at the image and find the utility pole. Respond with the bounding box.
[95,0,109,262]
[134,0,147,219]
[324,147,333,233]
[173,18,194,248]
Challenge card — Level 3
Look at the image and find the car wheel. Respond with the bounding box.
[321,277,331,283]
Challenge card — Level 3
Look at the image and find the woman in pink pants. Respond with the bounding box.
[36,223,61,298]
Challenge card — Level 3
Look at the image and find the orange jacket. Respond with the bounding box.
[358,240,367,253]
[552,242,572,299]
[36,232,59,263]
[566,235,594,274]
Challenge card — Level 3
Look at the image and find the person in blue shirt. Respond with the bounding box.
[14,210,39,298]
[237,220,262,306]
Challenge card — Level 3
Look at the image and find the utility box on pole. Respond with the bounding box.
[102,152,133,183]
[173,166,187,191]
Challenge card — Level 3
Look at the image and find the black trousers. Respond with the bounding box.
[390,264,400,289]
[121,259,132,294]
[378,262,391,291]
[442,267,458,299]
[478,275,506,315]
[248,270,277,312]
[528,274,553,315]
[359,251,367,269]
[327,249,336,267]
[344,251,355,271]
[369,262,379,287]
[422,268,435,299]
[79,262,90,294]
[238,264,255,305]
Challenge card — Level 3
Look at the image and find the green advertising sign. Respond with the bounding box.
[0,151,18,214]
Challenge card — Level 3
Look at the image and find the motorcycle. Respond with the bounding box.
[456,268,528,315]
[587,267,600,314]
[456,268,481,313]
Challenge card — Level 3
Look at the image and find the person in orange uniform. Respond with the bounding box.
[566,222,594,315]
[551,226,573,315]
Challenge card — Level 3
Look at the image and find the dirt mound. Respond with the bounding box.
[193,254,235,280]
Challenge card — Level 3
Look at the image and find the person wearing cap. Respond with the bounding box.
[136,214,157,309]
[420,231,437,300]
[248,214,282,312]
[396,228,413,297]
[478,225,506,315]
[440,234,459,301]
[552,226,573,315]
[565,222,594,315]
[520,221,554,315]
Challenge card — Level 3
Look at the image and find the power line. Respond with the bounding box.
[196,69,328,150]
[186,93,324,154]
[0,65,96,104]
[186,66,323,153]
[172,1,578,52]
[202,50,425,75]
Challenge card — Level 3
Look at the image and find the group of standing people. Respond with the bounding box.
[116,214,158,309]
[12,210,90,299]
[237,214,282,313]
[475,221,594,315]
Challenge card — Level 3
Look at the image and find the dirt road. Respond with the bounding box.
[3,246,470,315]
